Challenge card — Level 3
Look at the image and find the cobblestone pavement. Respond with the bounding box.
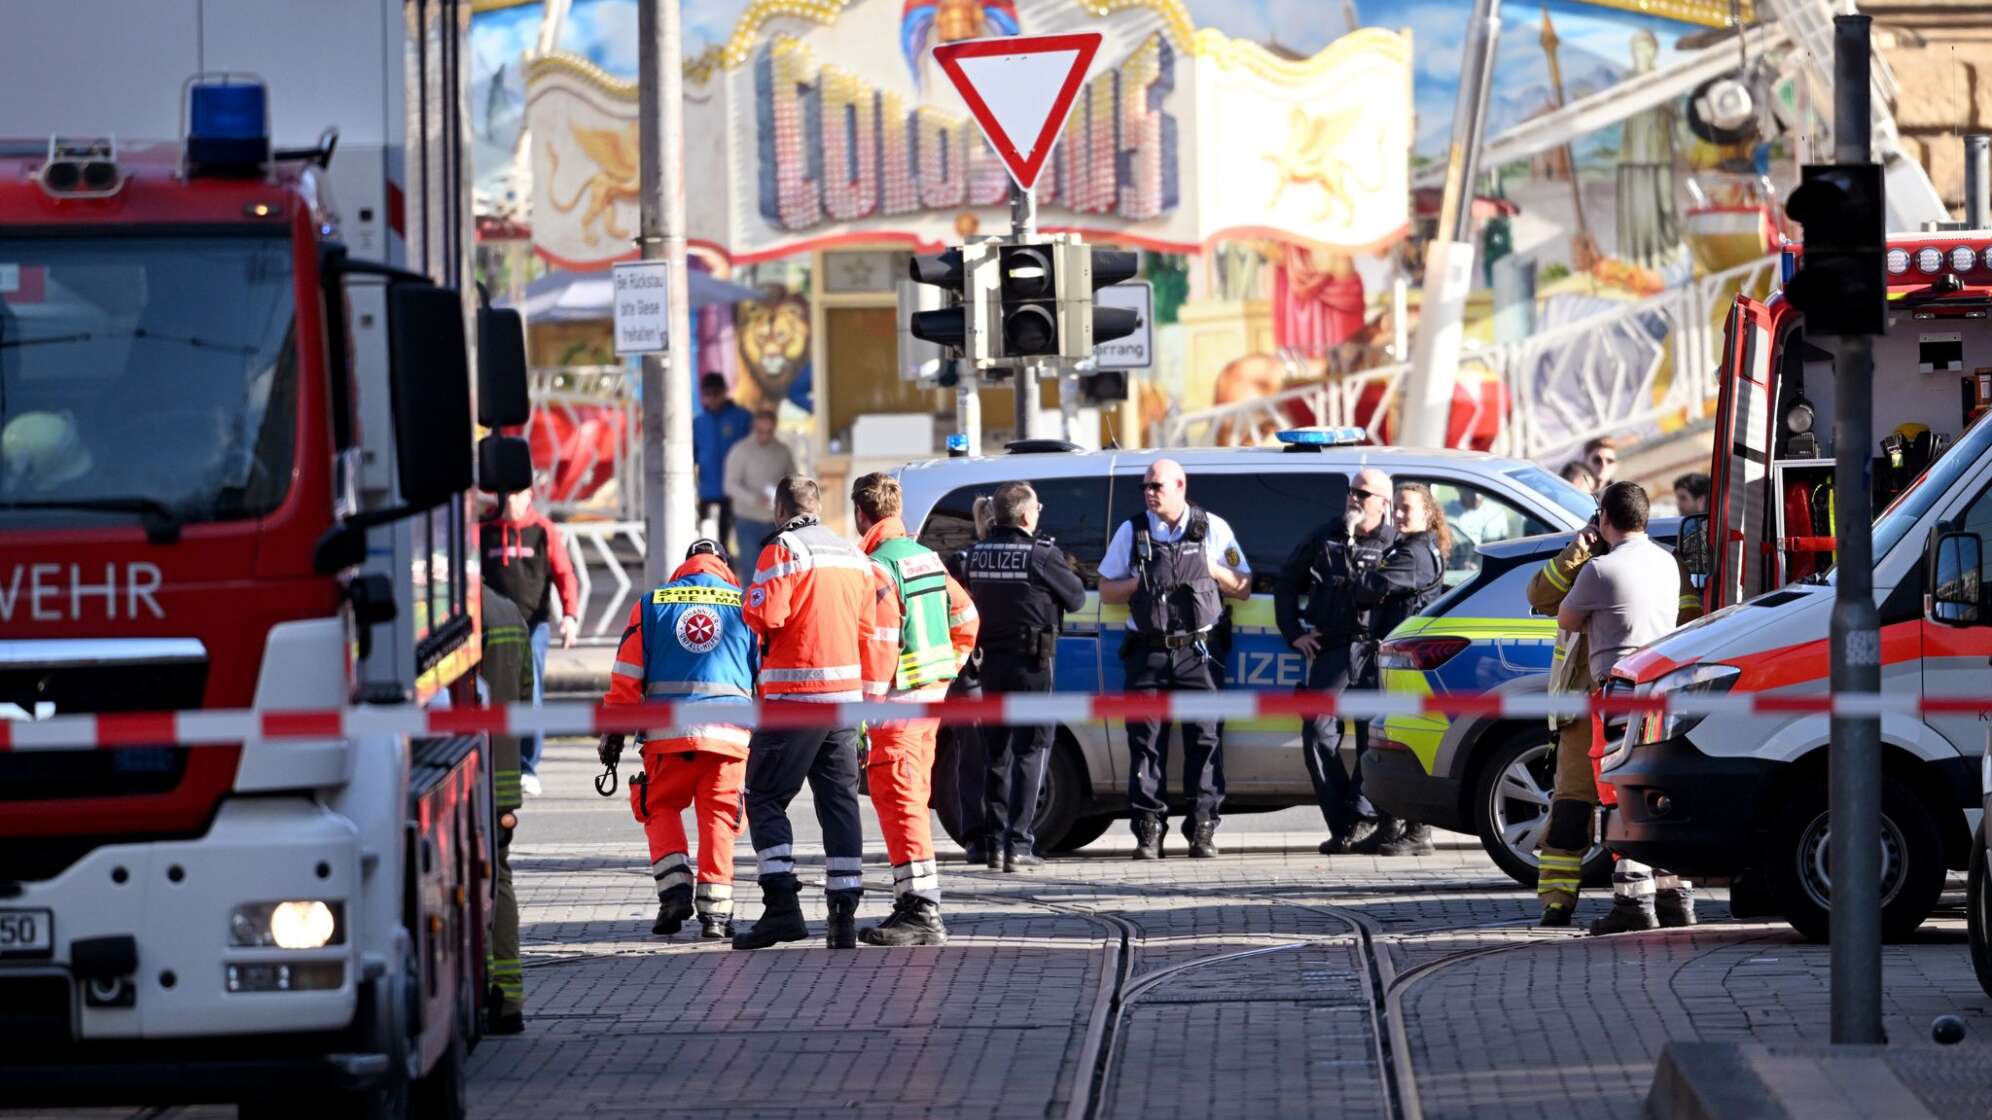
[24,741,1992,1118]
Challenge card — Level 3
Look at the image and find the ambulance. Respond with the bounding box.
[1603,230,1992,941]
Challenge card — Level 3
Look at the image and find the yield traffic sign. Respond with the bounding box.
[932,32,1101,192]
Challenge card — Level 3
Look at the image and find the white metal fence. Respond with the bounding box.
[1157,256,1780,466]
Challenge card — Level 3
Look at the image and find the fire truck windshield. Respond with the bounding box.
[0,231,297,533]
[1872,408,1992,564]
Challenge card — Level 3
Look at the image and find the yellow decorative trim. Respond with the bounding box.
[721,0,854,68]
[1566,0,1754,29]
[525,52,638,98]
[1078,0,1197,50]
[471,0,536,12]
[1189,26,1410,80]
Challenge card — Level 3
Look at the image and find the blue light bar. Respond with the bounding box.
[1275,426,1367,447]
[186,79,270,173]
[1779,245,1798,286]
[946,433,970,458]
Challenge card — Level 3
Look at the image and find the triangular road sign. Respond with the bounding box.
[933,32,1101,193]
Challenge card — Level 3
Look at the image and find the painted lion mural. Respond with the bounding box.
[734,293,811,413]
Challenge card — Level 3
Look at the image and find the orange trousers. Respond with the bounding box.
[868,715,940,902]
[630,747,745,916]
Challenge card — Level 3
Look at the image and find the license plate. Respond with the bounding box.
[0,909,53,958]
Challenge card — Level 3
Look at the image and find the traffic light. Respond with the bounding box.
[907,247,970,350]
[1086,248,1141,354]
[997,243,1060,357]
[1080,368,1128,402]
[1782,162,1886,337]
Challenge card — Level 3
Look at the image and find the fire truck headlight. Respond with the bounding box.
[230,901,344,949]
[1649,663,1741,740]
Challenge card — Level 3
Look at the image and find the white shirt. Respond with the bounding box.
[1098,508,1251,582]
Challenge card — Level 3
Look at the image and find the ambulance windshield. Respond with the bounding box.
[0,230,297,532]
[1872,408,1992,563]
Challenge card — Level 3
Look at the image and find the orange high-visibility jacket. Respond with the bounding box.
[859,516,980,701]
[744,516,888,701]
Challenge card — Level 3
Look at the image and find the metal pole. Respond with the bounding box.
[955,367,981,451]
[1401,0,1500,448]
[1010,180,1041,441]
[1966,133,1990,228]
[1827,11,1882,1047]
[638,0,697,590]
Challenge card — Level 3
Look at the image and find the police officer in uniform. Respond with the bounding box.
[965,481,1086,870]
[1099,459,1251,860]
[1277,468,1437,855]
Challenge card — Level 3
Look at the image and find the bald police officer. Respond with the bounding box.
[1099,459,1251,860]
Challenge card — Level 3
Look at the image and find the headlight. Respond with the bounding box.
[230,901,343,949]
[1648,663,1741,740]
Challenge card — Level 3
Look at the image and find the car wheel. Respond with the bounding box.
[1767,773,1946,943]
[1030,742,1086,854]
[1969,825,1992,999]
[1471,729,1610,891]
[1051,815,1115,853]
[932,726,970,848]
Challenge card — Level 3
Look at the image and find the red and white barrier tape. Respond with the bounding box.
[0,690,1980,751]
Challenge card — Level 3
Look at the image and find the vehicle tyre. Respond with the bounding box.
[1030,741,1086,854]
[1767,772,1946,944]
[1471,728,1611,891]
[1966,824,1992,998]
[1050,814,1115,853]
[411,1007,469,1120]
[932,725,970,848]
[243,1071,408,1120]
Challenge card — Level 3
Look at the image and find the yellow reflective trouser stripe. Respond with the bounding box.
[1537,854,1584,894]
[489,955,523,1000]
[1540,560,1570,592]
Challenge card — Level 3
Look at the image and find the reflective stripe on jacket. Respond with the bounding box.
[607,553,757,758]
[862,516,980,701]
[745,516,887,701]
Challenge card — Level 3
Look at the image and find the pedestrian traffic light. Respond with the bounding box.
[997,243,1060,358]
[1783,162,1886,337]
[1080,368,1128,402]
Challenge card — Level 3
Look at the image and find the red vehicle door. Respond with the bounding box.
[1707,296,1777,609]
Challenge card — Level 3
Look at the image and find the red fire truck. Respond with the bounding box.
[1601,228,1992,940]
[0,2,530,1114]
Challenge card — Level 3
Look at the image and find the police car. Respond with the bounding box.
[894,429,1598,851]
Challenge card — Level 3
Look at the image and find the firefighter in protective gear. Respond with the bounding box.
[732,476,890,951]
[850,473,979,946]
[1098,459,1251,860]
[600,539,755,939]
[1529,495,1702,929]
[965,481,1086,871]
[480,593,533,1034]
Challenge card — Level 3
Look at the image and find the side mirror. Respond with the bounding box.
[478,433,534,495]
[388,283,475,509]
[477,306,531,427]
[1676,514,1710,581]
[1927,528,1985,626]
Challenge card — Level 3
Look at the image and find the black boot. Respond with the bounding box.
[859,896,948,947]
[731,875,809,950]
[826,891,859,950]
[1656,886,1697,928]
[1319,817,1379,855]
[1375,821,1435,857]
[1133,817,1163,861]
[698,914,733,939]
[652,887,695,936]
[1187,821,1219,859]
[1538,904,1574,928]
[1349,816,1405,855]
[963,842,990,866]
[1587,899,1659,936]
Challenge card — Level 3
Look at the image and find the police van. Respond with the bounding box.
[894,430,1597,851]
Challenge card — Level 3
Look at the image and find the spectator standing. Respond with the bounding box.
[480,488,580,795]
[943,496,997,864]
[1673,471,1710,516]
[1560,460,1598,495]
[722,408,795,580]
[1580,436,1621,490]
[693,372,754,555]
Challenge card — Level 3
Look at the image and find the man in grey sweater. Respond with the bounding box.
[723,409,795,581]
